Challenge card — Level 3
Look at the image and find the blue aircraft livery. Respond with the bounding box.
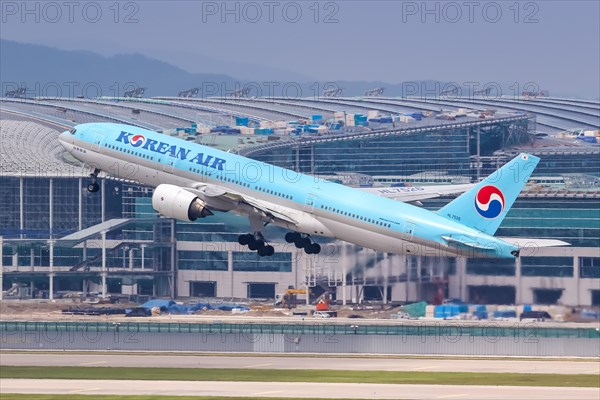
[116,131,226,170]
[58,122,570,259]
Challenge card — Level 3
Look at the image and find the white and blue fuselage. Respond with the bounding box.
[59,123,525,258]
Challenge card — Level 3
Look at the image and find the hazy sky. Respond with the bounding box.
[2,1,599,97]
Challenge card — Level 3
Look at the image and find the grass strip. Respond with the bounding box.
[1,366,598,387]
[3,350,598,362]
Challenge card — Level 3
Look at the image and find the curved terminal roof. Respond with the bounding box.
[0,119,86,177]
[1,94,598,177]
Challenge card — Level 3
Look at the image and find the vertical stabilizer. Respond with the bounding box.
[437,154,539,235]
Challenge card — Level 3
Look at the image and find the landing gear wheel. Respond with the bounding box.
[285,232,299,243]
[258,245,275,257]
[265,245,275,256]
[257,245,268,257]
[248,238,261,251]
[238,234,252,246]
[295,237,311,249]
[305,243,321,255]
[87,182,99,193]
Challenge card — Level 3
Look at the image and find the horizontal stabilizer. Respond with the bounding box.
[441,235,498,251]
[498,237,570,248]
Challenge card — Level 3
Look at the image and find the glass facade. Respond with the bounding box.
[0,177,19,235]
[233,252,292,272]
[178,251,228,271]
[249,118,531,179]
[176,251,293,272]
[580,257,600,279]
[497,198,600,247]
[503,151,600,177]
[51,178,80,234]
[254,129,471,177]
[424,196,600,248]
[521,256,574,277]
[23,178,50,236]
[467,258,516,276]
[0,176,113,239]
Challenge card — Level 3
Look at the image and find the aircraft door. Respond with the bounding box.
[304,193,317,213]
[163,155,176,174]
[403,221,416,240]
[92,132,104,152]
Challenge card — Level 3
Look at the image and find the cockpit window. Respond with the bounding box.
[69,128,77,135]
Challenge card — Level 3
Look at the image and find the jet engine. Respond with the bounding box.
[152,184,213,221]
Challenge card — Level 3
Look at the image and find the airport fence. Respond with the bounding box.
[2,321,599,357]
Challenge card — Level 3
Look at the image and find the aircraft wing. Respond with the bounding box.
[185,183,298,226]
[360,184,475,203]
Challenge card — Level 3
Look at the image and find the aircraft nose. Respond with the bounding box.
[58,131,71,149]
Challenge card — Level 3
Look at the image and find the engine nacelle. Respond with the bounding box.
[152,184,213,221]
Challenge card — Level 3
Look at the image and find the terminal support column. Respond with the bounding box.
[170,219,176,298]
[0,236,3,301]
[293,248,299,291]
[19,177,23,239]
[458,257,467,301]
[573,256,580,306]
[405,256,410,302]
[49,239,54,300]
[342,244,347,305]
[228,250,233,297]
[101,231,107,297]
[515,256,522,304]
[49,178,53,237]
[141,245,146,271]
[383,253,389,304]
[78,177,83,231]
[101,179,106,223]
[416,256,422,300]
[476,126,481,181]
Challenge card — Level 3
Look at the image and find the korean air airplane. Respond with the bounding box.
[58,123,568,258]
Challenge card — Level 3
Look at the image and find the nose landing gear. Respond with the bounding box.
[87,168,101,193]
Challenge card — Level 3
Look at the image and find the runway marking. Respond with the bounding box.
[585,369,600,374]
[68,388,101,394]
[244,363,272,368]
[79,361,108,366]
[252,391,283,396]
[412,366,440,371]
[436,394,467,399]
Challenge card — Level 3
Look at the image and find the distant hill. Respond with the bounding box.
[0,40,236,98]
[1,39,463,99]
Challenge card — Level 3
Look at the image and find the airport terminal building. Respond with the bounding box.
[1,96,599,306]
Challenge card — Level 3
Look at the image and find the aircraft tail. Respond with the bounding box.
[438,153,540,236]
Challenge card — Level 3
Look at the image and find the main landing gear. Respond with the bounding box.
[285,232,321,255]
[238,232,275,257]
[87,168,101,193]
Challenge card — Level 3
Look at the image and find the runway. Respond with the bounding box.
[2,353,599,374]
[1,379,599,399]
